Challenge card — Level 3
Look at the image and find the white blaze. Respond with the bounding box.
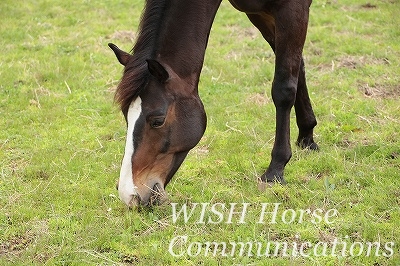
[118,97,142,206]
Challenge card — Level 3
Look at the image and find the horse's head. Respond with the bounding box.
[109,44,206,207]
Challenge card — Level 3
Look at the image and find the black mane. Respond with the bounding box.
[115,0,167,115]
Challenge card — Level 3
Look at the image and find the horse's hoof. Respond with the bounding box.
[308,142,319,151]
[297,137,319,151]
[258,175,286,192]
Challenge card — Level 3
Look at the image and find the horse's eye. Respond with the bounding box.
[150,116,165,128]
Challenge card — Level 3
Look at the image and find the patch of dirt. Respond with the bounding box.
[107,30,136,42]
[337,55,389,70]
[336,138,354,148]
[0,234,32,256]
[0,221,48,260]
[318,229,338,244]
[192,145,209,156]
[393,190,400,205]
[360,83,400,99]
[338,57,359,69]
[246,92,270,106]
[24,169,50,180]
[34,252,52,264]
[227,25,260,40]
[225,50,243,61]
[312,55,390,74]
[361,3,377,9]
[120,253,140,264]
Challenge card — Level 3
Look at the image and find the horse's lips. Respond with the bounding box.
[128,194,141,208]
[127,183,168,207]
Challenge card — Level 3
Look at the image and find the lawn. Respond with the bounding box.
[1,0,399,265]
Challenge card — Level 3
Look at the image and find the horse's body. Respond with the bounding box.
[110,0,318,207]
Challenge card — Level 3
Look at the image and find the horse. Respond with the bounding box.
[109,0,318,207]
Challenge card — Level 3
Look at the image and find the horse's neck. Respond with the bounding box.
[156,0,222,79]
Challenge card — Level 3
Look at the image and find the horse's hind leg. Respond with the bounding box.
[295,59,318,150]
[246,3,314,185]
[248,13,318,153]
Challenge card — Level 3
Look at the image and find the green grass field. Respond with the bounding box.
[1,0,399,265]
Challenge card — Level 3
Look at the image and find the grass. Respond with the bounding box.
[1,0,399,265]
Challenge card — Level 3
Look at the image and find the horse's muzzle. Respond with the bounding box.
[126,183,168,208]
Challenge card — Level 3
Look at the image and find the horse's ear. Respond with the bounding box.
[108,43,131,66]
[146,59,169,83]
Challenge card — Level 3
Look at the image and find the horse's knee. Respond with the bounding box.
[272,80,297,108]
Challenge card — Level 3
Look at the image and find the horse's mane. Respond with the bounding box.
[115,0,167,115]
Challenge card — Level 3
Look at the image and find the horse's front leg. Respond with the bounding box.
[259,2,311,186]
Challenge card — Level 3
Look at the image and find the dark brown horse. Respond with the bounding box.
[109,0,318,207]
